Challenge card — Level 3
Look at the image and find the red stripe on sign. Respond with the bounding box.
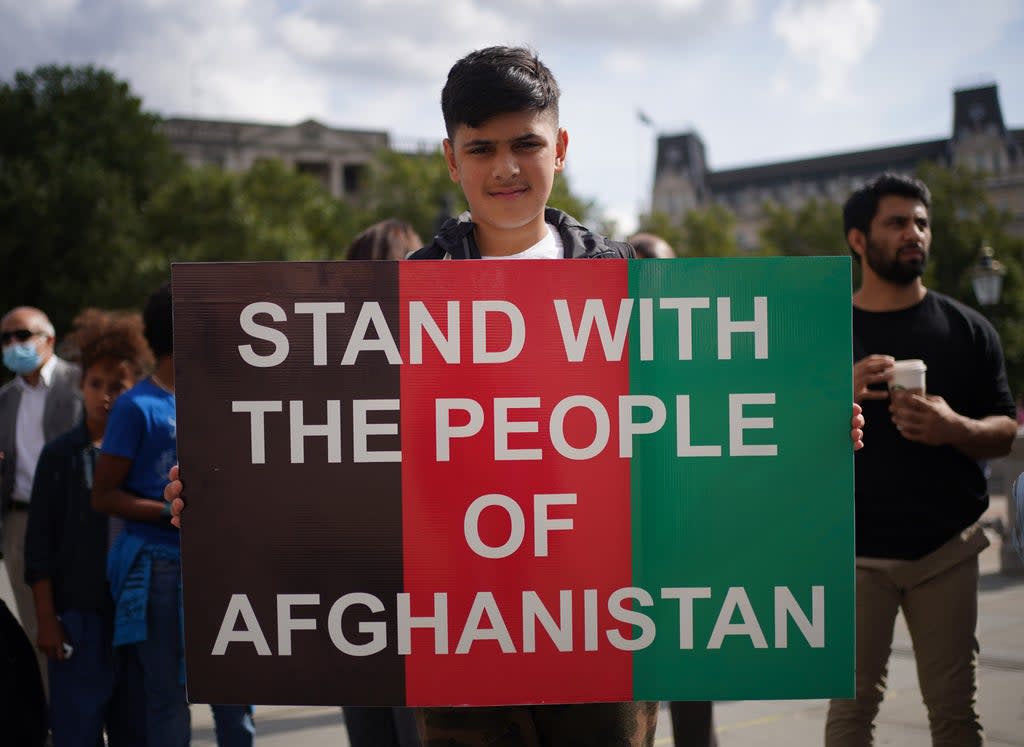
[400,259,632,706]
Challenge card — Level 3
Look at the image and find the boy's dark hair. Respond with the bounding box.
[843,173,932,260]
[67,308,154,377]
[346,219,423,261]
[441,46,560,139]
[143,281,173,358]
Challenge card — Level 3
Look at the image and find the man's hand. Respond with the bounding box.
[889,390,965,446]
[36,612,68,662]
[854,355,894,403]
[165,464,184,529]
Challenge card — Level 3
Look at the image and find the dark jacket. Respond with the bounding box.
[408,207,634,260]
[23,421,112,613]
[0,599,47,745]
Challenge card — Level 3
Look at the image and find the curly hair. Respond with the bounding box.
[64,308,154,377]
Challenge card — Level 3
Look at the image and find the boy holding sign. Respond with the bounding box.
[167,46,864,746]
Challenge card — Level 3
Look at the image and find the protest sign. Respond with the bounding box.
[172,256,854,706]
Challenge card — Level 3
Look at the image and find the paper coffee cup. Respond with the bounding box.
[889,359,926,393]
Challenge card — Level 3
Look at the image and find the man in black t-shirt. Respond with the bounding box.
[825,174,1017,747]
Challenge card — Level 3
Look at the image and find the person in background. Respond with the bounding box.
[628,232,717,747]
[628,232,675,260]
[827,173,1016,746]
[92,283,256,747]
[25,308,152,746]
[346,218,423,261]
[1,305,83,694]
[341,219,424,747]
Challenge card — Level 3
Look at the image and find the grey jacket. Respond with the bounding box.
[0,356,82,556]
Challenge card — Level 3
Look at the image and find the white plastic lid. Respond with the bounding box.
[892,359,926,372]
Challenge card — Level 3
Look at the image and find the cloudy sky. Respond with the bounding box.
[2,0,1022,236]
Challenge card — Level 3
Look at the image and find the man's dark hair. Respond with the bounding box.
[143,281,173,358]
[843,173,932,260]
[441,46,560,139]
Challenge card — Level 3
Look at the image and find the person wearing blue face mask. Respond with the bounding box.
[1,306,83,698]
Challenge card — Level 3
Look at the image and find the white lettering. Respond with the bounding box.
[211,594,272,655]
[238,302,289,367]
[464,494,525,559]
[717,297,768,360]
[353,399,400,463]
[472,301,525,363]
[294,302,345,365]
[232,400,283,464]
[289,400,342,463]
[341,302,402,365]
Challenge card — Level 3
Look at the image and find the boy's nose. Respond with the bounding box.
[493,155,520,179]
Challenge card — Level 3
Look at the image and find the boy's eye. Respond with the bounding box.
[515,141,541,150]
[468,145,492,155]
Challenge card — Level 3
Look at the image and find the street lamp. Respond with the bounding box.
[971,243,1005,307]
[973,242,1024,576]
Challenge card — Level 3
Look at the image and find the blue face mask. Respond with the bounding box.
[3,343,42,375]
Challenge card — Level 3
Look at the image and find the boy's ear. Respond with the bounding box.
[442,139,460,183]
[554,127,568,173]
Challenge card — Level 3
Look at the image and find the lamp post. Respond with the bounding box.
[971,243,1005,307]
[972,243,1024,574]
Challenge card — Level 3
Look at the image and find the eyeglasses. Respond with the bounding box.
[1,329,42,345]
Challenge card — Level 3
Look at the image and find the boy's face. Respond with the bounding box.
[82,359,135,432]
[443,109,568,255]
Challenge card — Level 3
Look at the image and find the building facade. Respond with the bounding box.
[161,117,390,199]
[651,84,1024,249]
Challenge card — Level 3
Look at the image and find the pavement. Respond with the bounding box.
[4,497,1023,746]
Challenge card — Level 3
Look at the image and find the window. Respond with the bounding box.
[343,164,366,195]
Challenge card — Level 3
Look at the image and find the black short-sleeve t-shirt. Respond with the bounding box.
[853,290,1015,559]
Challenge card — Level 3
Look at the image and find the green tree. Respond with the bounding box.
[0,65,181,330]
[548,172,595,225]
[681,204,742,257]
[759,199,846,257]
[358,149,465,241]
[914,162,1024,394]
[635,211,686,252]
[636,205,753,256]
[143,160,363,268]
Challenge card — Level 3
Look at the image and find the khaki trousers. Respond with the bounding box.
[2,507,49,695]
[825,528,987,747]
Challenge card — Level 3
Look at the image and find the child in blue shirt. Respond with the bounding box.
[93,283,255,747]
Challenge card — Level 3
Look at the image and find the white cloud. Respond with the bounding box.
[603,51,648,76]
[772,0,881,101]
[0,0,1019,234]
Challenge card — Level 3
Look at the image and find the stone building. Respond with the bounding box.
[650,84,1024,250]
[161,117,389,199]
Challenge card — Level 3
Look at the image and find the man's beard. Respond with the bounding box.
[864,235,926,285]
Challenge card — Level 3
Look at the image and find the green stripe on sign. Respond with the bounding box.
[628,257,855,701]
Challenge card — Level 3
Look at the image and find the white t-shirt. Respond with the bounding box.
[13,354,57,503]
[481,223,563,260]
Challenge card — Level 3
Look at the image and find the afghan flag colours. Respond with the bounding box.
[172,256,854,706]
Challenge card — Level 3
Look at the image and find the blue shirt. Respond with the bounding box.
[102,378,178,546]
